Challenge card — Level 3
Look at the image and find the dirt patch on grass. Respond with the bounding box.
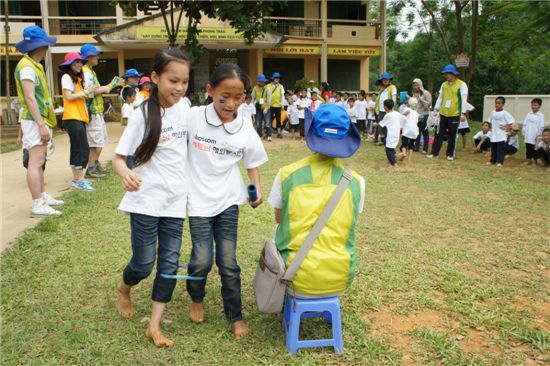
[366,307,448,364]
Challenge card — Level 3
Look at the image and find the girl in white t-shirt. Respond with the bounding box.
[186,64,268,339]
[296,90,311,140]
[112,48,191,348]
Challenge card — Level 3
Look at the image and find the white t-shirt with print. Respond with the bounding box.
[401,107,419,139]
[115,99,190,218]
[121,103,134,120]
[379,110,406,148]
[355,100,368,120]
[238,102,256,122]
[489,109,515,142]
[268,170,365,213]
[187,104,269,217]
[297,98,311,119]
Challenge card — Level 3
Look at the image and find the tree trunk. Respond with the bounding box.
[466,0,479,86]
[454,1,466,81]
[421,0,453,64]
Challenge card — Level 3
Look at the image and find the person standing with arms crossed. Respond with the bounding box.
[14,25,64,217]
[412,78,432,154]
[427,64,469,161]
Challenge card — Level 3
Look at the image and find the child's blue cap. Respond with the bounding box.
[305,104,361,158]
[123,69,143,78]
[271,72,281,79]
[80,44,102,58]
[257,74,267,82]
[15,25,56,54]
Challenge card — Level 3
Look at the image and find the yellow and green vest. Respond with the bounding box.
[375,84,396,113]
[252,84,266,106]
[82,64,104,114]
[267,83,283,108]
[440,79,464,117]
[276,153,362,296]
[14,55,57,128]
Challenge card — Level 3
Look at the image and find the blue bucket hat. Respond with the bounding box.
[271,72,281,79]
[15,25,56,54]
[257,74,267,82]
[441,64,460,76]
[123,69,143,78]
[305,104,361,158]
[80,44,102,58]
[380,72,393,80]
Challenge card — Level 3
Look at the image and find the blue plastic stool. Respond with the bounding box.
[282,294,343,355]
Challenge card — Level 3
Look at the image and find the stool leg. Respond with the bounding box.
[331,301,343,353]
[287,306,302,355]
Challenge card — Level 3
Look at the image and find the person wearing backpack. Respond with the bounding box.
[267,104,365,298]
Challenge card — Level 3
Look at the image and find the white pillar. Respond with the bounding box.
[40,0,54,95]
[320,0,328,83]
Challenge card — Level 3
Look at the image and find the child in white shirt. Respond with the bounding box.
[296,90,311,140]
[367,93,376,136]
[504,126,520,157]
[472,121,492,153]
[355,94,368,135]
[379,99,406,167]
[186,64,268,339]
[522,98,545,165]
[286,96,300,139]
[534,128,550,167]
[487,96,515,166]
[347,98,357,124]
[238,94,256,126]
[457,102,474,150]
[399,97,419,162]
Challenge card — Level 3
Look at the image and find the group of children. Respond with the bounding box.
[470,97,548,168]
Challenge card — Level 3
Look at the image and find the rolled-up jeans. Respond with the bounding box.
[415,114,430,152]
[187,205,242,323]
[123,213,184,303]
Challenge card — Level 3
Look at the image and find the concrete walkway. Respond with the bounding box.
[0,122,124,254]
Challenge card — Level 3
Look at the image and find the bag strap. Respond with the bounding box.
[281,168,353,283]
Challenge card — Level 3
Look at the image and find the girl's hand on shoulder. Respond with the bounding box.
[122,171,142,192]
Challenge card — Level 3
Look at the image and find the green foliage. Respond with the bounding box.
[112,1,277,62]
[386,0,550,119]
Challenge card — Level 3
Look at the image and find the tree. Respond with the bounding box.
[389,0,480,85]
[113,1,276,62]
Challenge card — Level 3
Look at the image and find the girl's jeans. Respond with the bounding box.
[187,205,242,323]
[123,213,184,303]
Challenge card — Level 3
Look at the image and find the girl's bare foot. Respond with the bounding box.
[232,320,250,339]
[116,282,133,319]
[145,326,174,348]
[189,302,205,323]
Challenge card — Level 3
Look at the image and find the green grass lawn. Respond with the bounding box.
[1,134,549,365]
[0,141,20,154]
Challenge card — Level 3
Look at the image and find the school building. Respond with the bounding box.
[1,0,386,123]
